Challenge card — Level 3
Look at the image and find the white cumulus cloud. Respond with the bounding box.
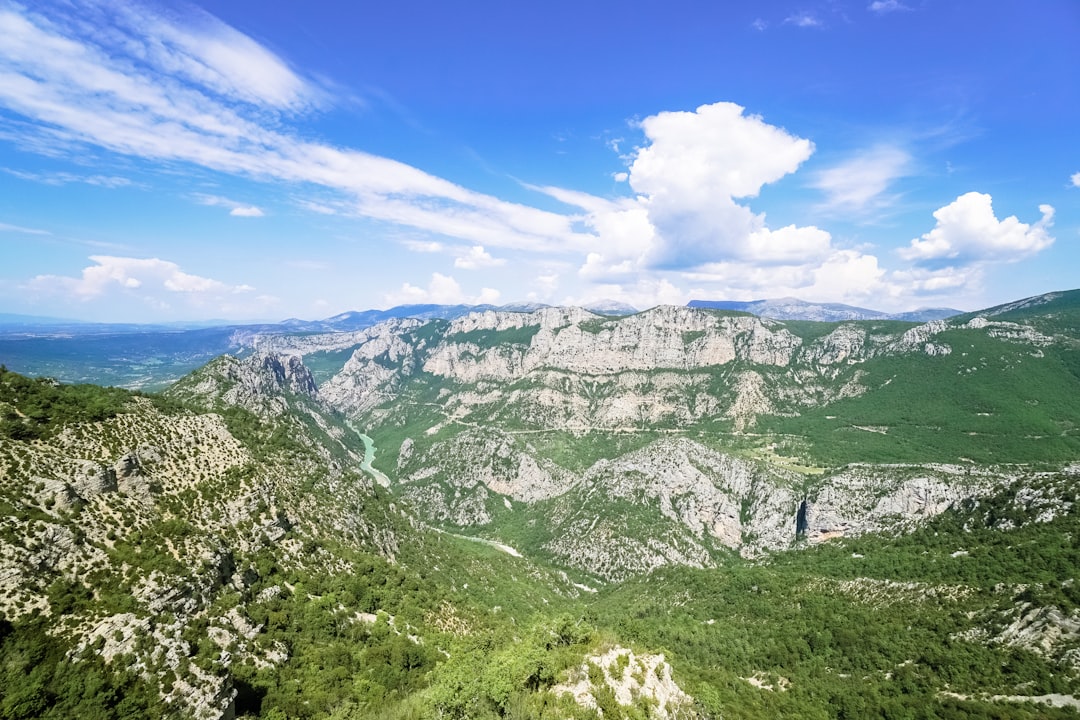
[402,240,445,253]
[399,239,506,270]
[900,192,1054,265]
[1071,172,1080,188]
[890,265,974,294]
[454,245,506,270]
[194,194,265,217]
[631,102,814,201]
[528,273,560,302]
[28,255,250,298]
[23,255,268,318]
[546,102,830,277]
[385,273,500,306]
[531,102,894,305]
[566,277,688,311]
[687,250,889,306]
[229,206,263,217]
[630,102,825,269]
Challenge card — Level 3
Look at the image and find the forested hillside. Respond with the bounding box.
[1,291,1079,718]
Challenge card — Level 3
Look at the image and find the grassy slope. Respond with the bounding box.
[761,328,1080,465]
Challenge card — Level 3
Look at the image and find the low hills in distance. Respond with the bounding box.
[1,296,963,334]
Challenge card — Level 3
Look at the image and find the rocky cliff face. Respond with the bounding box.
[305,304,1070,436]
[232,301,1080,582]
[169,352,320,418]
[168,351,370,476]
[423,306,802,380]
[389,426,1008,581]
[1,399,266,718]
[799,464,998,544]
[554,645,699,719]
[319,321,424,417]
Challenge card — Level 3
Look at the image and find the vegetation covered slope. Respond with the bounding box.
[1,289,1079,719]
[2,363,1078,718]
[0,365,596,719]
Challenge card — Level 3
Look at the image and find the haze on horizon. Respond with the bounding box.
[0,0,1077,324]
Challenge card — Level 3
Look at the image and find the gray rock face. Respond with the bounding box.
[392,428,1003,581]
[220,352,320,412]
[800,464,993,544]
[0,372,409,720]
[114,450,162,499]
[75,461,117,497]
[259,353,319,397]
[315,306,1036,433]
[245,318,423,355]
[41,478,81,510]
[576,439,799,553]
[285,303,1074,582]
[400,429,576,504]
[535,439,801,581]
[423,306,803,381]
[169,351,322,418]
[319,321,424,416]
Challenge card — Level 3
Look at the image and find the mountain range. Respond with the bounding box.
[686,297,961,322]
[0,297,963,391]
[0,289,1078,719]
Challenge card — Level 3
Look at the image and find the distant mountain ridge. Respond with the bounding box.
[2,297,961,336]
[0,292,1061,390]
[688,297,962,322]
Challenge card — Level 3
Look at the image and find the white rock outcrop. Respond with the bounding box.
[553,646,698,719]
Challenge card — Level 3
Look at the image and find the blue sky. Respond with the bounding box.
[0,0,1077,322]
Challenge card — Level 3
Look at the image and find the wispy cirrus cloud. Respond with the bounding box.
[868,0,911,14]
[813,145,912,213]
[0,1,593,254]
[784,12,823,28]
[3,167,135,188]
[0,221,50,235]
[192,193,264,217]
